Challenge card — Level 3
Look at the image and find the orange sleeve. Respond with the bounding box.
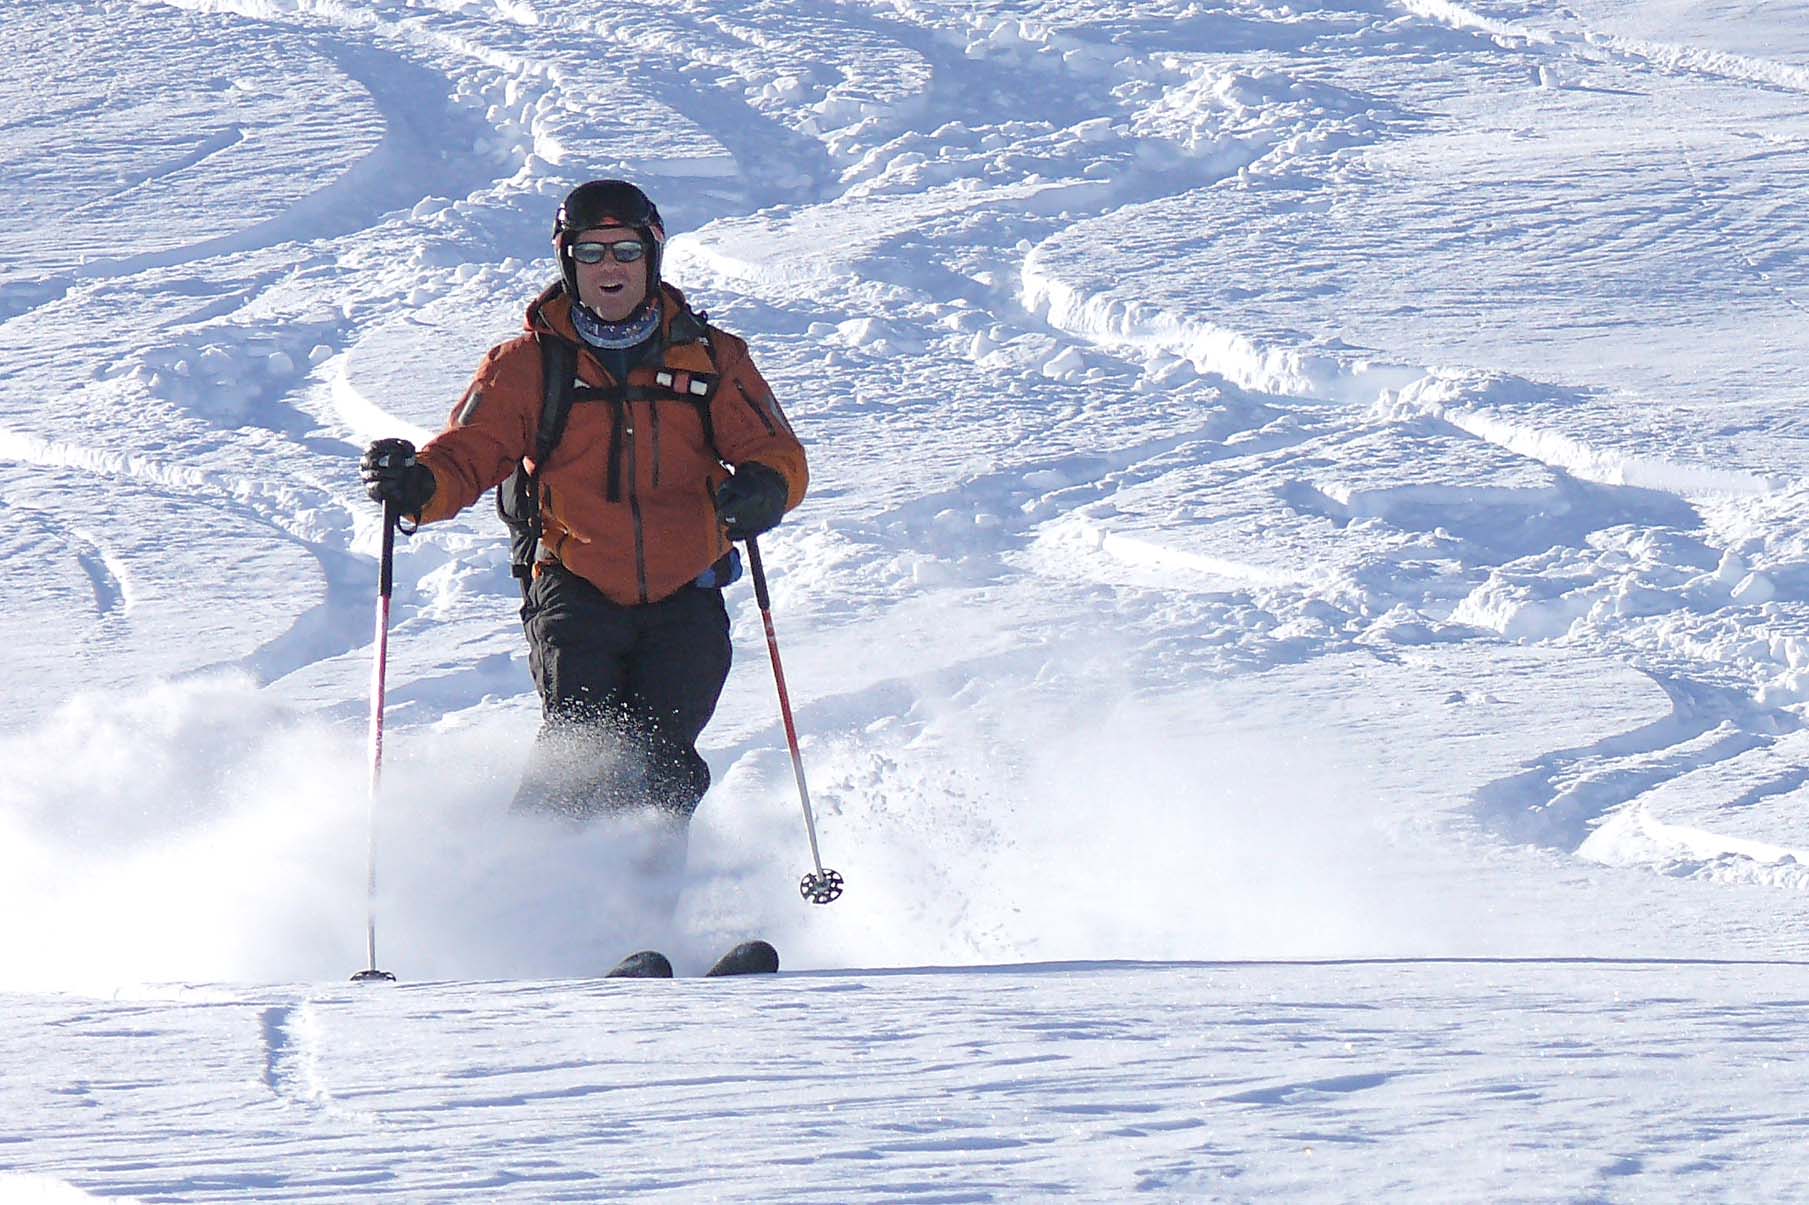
[708,335,809,512]
[414,337,541,524]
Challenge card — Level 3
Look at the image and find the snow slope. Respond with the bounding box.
[4,0,1809,1197]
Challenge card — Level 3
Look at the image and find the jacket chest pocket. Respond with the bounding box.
[645,398,718,491]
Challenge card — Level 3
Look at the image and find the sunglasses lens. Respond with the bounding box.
[571,240,645,264]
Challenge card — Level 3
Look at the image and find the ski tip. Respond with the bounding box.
[605,950,675,979]
[704,939,780,977]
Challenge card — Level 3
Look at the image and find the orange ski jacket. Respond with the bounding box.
[415,283,807,605]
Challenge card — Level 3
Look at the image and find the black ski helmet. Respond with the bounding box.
[552,179,667,302]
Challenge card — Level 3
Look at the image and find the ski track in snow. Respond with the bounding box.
[6,0,1809,1195]
[13,963,1809,1200]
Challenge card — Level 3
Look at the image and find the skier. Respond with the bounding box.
[360,179,808,844]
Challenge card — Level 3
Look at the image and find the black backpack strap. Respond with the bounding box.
[604,385,628,503]
[535,335,581,465]
[496,335,581,597]
[662,303,722,461]
[591,304,724,502]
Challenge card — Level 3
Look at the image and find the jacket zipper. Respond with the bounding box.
[740,390,778,436]
[624,399,649,603]
[650,404,662,489]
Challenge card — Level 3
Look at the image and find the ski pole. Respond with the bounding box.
[352,499,400,982]
[745,536,843,904]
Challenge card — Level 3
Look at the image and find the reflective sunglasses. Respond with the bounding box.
[570,239,647,265]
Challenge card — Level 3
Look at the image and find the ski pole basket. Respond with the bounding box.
[801,868,845,904]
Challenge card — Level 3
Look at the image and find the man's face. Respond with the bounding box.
[572,226,650,321]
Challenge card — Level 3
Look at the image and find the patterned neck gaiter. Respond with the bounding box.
[572,297,662,349]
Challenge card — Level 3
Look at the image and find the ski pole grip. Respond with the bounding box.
[379,499,399,599]
[747,535,772,611]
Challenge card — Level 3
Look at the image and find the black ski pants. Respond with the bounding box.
[513,564,732,823]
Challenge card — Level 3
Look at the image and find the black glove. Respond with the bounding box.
[360,438,436,515]
[715,462,788,540]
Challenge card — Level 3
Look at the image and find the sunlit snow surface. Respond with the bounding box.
[4,0,1809,1197]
